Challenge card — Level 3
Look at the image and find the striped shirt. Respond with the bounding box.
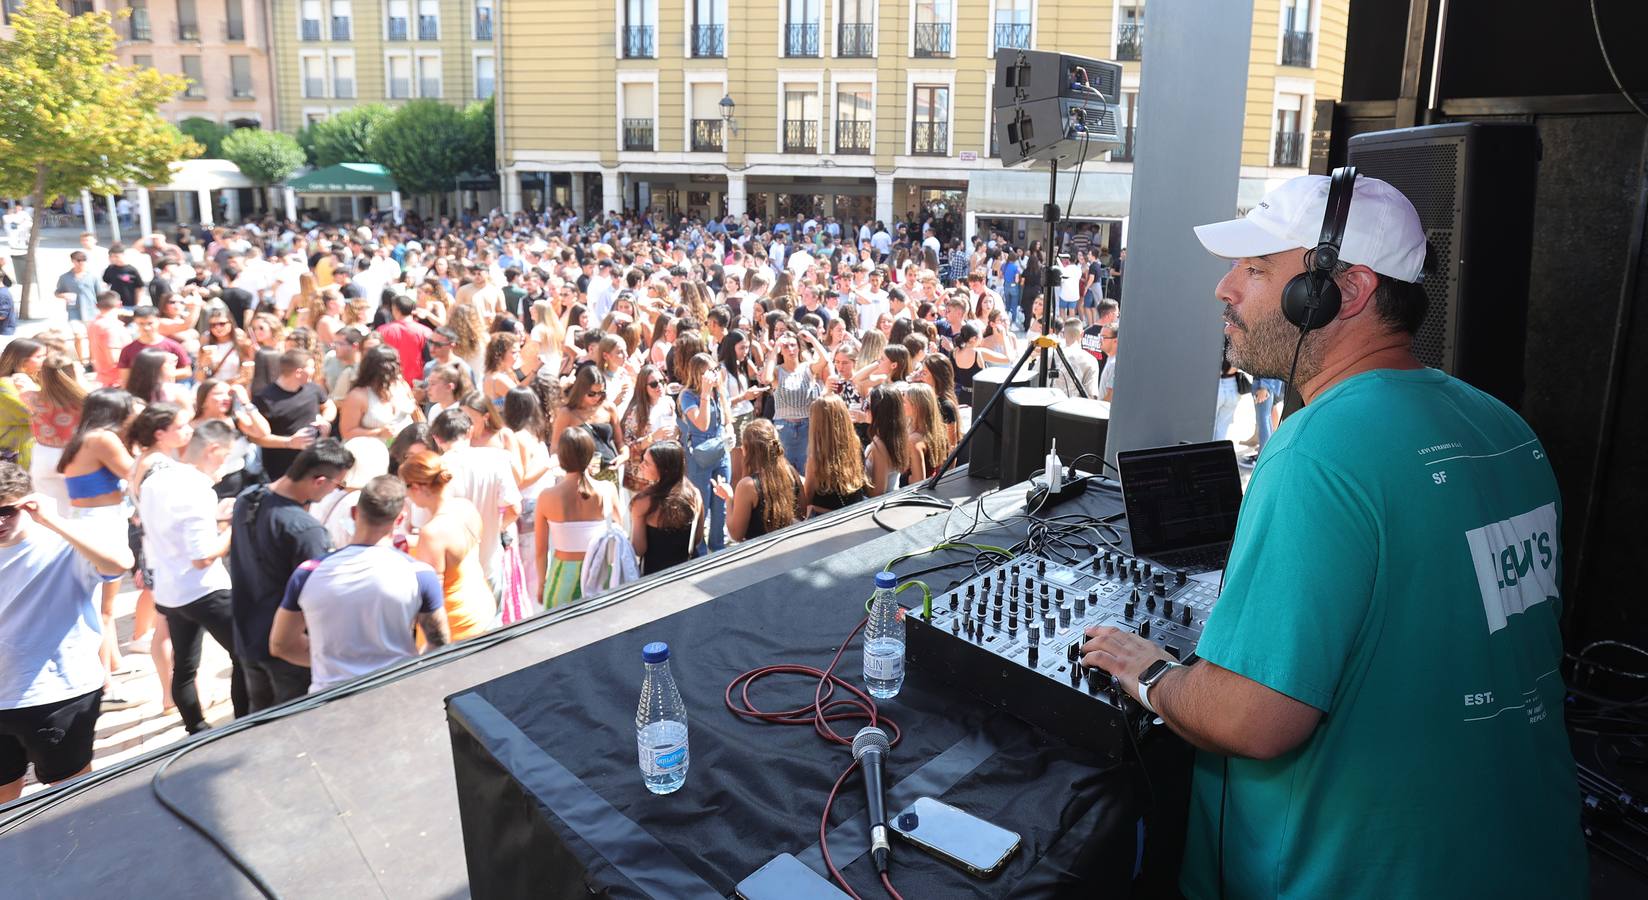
[772,364,823,421]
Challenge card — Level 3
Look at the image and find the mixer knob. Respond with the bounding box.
[1066,641,1080,662]
[951,618,961,634]
[1058,604,1072,628]
[1176,568,1189,586]
[1181,607,1193,626]
[1028,643,1039,666]
[1085,668,1104,694]
[949,594,960,610]
[1055,588,1064,603]
[1123,599,1135,619]
[1027,624,1040,643]
[991,606,1001,625]
[1162,597,1174,617]
[1084,589,1097,612]
[1139,619,1152,638]
[1036,559,1046,575]
[1046,611,1059,633]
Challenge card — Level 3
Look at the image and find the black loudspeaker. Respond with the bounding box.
[994,51,1124,167]
[1046,398,1110,472]
[997,50,1122,105]
[966,367,1034,480]
[1347,123,1539,408]
[1000,387,1067,488]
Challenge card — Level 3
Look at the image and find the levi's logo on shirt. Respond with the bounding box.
[1464,502,1559,634]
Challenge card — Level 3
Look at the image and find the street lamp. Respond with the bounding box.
[719,93,739,135]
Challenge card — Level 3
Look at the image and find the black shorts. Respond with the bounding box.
[0,688,104,784]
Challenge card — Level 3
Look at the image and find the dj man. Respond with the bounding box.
[1083,174,1586,898]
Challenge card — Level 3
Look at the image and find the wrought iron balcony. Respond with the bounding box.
[835,119,871,154]
[913,22,951,57]
[1116,22,1142,61]
[786,22,820,57]
[692,23,724,57]
[301,18,320,40]
[912,121,947,156]
[993,22,1030,53]
[623,118,654,151]
[1110,126,1136,162]
[784,120,819,153]
[127,12,152,41]
[177,21,199,40]
[388,17,407,39]
[1281,30,1313,67]
[623,24,654,58]
[691,119,724,152]
[1273,130,1305,167]
[839,22,872,57]
[417,15,437,39]
[475,12,492,39]
[330,16,350,40]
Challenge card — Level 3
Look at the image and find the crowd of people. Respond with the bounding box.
[0,203,1195,798]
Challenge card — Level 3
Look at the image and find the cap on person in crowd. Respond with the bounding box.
[1192,173,1426,282]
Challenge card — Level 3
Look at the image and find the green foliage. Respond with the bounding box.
[221,128,306,186]
[367,100,473,196]
[294,122,319,167]
[179,117,232,158]
[462,97,496,176]
[309,104,393,168]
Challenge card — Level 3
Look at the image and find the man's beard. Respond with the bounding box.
[1225,308,1322,382]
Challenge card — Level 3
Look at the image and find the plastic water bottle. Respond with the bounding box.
[636,641,689,795]
[863,572,906,699]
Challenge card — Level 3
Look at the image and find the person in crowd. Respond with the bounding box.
[55,250,99,360]
[1034,317,1101,399]
[193,378,273,497]
[0,461,134,803]
[323,326,366,400]
[427,408,520,596]
[864,384,909,497]
[903,383,951,485]
[678,352,732,552]
[247,312,287,394]
[620,364,677,495]
[86,292,131,388]
[628,441,700,576]
[25,353,86,515]
[337,345,420,443]
[949,323,1011,407]
[137,420,246,733]
[270,474,451,692]
[101,243,144,308]
[115,306,190,385]
[534,427,621,607]
[916,354,962,445]
[766,328,830,475]
[123,347,193,408]
[229,440,355,712]
[254,349,334,480]
[310,438,392,549]
[713,416,800,543]
[549,364,625,488]
[801,394,867,517]
[1097,324,1119,403]
[0,338,46,468]
[397,450,491,641]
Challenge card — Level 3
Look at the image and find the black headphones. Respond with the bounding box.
[1279,166,1357,332]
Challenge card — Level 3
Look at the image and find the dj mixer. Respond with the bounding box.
[906,550,1221,759]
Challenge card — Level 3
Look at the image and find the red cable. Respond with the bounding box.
[724,615,904,900]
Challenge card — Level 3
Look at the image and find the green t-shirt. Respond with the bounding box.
[1180,368,1586,900]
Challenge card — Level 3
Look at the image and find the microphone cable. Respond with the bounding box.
[724,615,905,900]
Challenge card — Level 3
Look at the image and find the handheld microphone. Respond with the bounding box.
[852,726,892,873]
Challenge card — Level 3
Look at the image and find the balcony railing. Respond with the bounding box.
[1110,126,1136,162]
[785,22,820,57]
[127,13,152,41]
[622,24,654,58]
[838,22,872,57]
[303,77,325,98]
[388,17,407,39]
[475,13,492,39]
[913,22,951,57]
[334,77,355,98]
[177,21,199,40]
[835,119,871,154]
[1116,22,1142,60]
[417,15,437,39]
[623,118,654,151]
[1273,130,1305,167]
[330,17,350,40]
[231,80,254,99]
[389,76,411,98]
[784,120,819,153]
[993,21,1030,53]
[225,21,245,41]
[183,79,206,99]
[420,78,441,98]
[691,119,724,152]
[1281,30,1313,67]
[691,23,724,57]
[912,120,947,155]
[301,18,321,40]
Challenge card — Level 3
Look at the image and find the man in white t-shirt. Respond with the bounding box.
[270,475,450,693]
[429,409,521,593]
[1055,253,1082,314]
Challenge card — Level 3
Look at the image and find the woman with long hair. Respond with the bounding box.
[198,307,250,384]
[549,365,625,486]
[713,418,799,542]
[533,427,621,608]
[125,347,193,407]
[25,353,87,514]
[951,323,1012,406]
[424,360,474,423]
[649,314,678,368]
[864,384,909,497]
[414,278,449,330]
[248,312,286,394]
[628,441,701,575]
[193,378,273,497]
[1018,243,1045,331]
[338,345,420,442]
[917,354,962,441]
[399,450,493,641]
[855,330,886,373]
[526,298,569,376]
[0,338,45,468]
[304,283,343,345]
[388,422,433,475]
[621,364,677,494]
[448,303,487,377]
[903,383,950,483]
[765,328,830,474]
[594,333,634,412]
[801,394,867,517]
[670,329,707,387]
[483,332,524,407]
[678,352,732,552]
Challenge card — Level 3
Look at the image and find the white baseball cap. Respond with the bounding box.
[1193,174,1426,282]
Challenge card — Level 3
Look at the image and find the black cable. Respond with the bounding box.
[1590,0,1648,121]
[151,748,283,899]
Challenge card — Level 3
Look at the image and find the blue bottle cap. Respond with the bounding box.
[642,641,670,663]
[875,571,898,590]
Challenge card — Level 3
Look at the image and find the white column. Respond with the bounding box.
[600,171,621,219]
[106,194,121,243]
[501,172,522,214]
[571,173,587,218]
[725,173,747,217]
[224,189,241,223]
[964,210,977,247]
[283,188,297,222]
[391,191,404,224]
[197,188,214,226]
[137,188,153,237]
[874,174,894,225]
[80,191,96,234]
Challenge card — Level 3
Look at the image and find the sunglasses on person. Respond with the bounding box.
[647,379,663,388]
[210,320,231,329]
[0,504,20,520]
[588,390,607,399]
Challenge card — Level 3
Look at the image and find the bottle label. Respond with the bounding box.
[864,651,904,681]
[639,738,689,776]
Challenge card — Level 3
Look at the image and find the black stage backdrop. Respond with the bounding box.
[449,487,1184,899]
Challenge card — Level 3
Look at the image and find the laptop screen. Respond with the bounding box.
[1117,441,1243,558]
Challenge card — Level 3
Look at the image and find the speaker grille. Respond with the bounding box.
[1348,140,1462,370]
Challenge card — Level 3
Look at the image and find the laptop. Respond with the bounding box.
[1116,441,1243,574]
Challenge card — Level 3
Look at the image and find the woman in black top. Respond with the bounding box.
[802,395,868,517]
[713,418,800,541]
[629,441,702,574]
[1018,247,1045,329]
[919,354,963,446]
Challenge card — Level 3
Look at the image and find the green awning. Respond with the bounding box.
[287,162,397,194]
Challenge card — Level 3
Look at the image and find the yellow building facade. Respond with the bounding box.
[497,0,1347,239]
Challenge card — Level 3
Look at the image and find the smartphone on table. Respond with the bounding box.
[889,796,1020,879]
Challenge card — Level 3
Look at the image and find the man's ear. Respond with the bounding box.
[1336,265,1382,320]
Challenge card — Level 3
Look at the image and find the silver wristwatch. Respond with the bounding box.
[1136,659,1184,716]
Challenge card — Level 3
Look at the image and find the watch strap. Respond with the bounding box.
[1136,660,1180,716]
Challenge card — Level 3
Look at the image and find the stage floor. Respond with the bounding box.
[0,472,1006,899]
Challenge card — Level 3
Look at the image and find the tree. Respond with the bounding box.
[368,100,472,199]
[309,104,392,168]
[221,129,306,187]
[179,117,231,158]
[462,98,496,177]
[0,0,198,315]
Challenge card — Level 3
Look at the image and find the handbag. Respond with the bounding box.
[498,533,532,626]
[679,392,728,469]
